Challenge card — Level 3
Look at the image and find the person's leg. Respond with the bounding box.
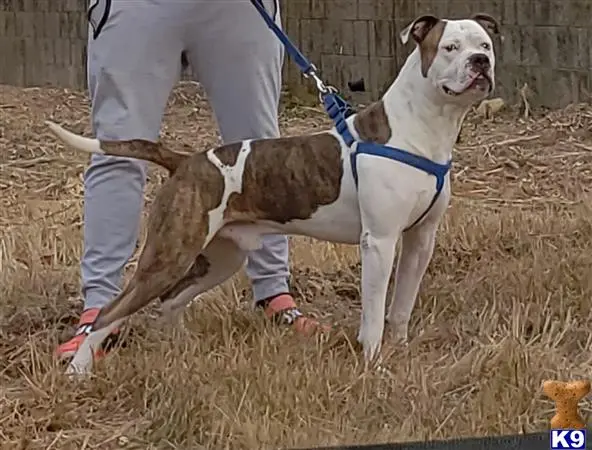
[57,0,187,358]
[185,0,328,334]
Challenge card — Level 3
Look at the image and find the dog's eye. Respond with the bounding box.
[444,44,458,52]
[481,42,491,50]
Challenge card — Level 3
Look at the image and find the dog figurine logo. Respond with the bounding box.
[543,379,590,429]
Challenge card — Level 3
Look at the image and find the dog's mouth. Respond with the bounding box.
[443,73,492,97]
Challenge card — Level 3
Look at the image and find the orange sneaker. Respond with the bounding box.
[262,293,331,336]
[55,308,121,360]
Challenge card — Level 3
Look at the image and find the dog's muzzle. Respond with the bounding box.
[442,52,494,96]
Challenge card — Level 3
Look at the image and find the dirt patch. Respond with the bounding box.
[1,82,591,449]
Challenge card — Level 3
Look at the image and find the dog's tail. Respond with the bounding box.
[45,120,190,174]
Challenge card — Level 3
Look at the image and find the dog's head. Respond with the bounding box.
[401,13,500,105]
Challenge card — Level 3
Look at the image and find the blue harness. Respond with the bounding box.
[250,0,452,230]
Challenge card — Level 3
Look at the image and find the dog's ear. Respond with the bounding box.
[400,15,441,45]
[401,15,447,78]
[471,13,501,38]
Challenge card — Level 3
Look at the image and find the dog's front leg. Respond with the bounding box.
[355,161,413,363]
[386,221,438,344]
[357,230,398,362]
[387,175,450,343]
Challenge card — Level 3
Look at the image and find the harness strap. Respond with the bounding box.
[351,143,451,230]
[323,93,356,146]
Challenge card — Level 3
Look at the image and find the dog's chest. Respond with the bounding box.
[355,153,449,220]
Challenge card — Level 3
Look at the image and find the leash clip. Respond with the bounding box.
[305,69,329,94]
[305,68,339,104]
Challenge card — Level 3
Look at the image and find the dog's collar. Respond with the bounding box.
[323,93,452,231]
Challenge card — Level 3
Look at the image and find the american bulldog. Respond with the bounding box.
[46,13,500,374]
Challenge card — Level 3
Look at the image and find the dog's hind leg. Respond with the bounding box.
[66,314,127,375]
[66,279,141,375]
[87,172,217,334]
[65,252,196,376]
[159,236,248,322]
[67,236,247,375]
[67,221,210,375]
[67,238,235,375]
[66,247,198,375]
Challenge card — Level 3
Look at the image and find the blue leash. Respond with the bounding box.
[250,0,451,230]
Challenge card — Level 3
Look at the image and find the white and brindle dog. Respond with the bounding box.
[46,13,500,375]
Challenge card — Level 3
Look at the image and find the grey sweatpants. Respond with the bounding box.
[82,0,289,310]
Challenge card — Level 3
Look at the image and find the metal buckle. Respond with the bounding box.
[304,68,340,102]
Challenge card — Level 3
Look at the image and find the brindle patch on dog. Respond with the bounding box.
[418,20,447,77]
[353,100,392,144]
[212,142,241,167]
[224,133,344,224]
[100,140,192,174]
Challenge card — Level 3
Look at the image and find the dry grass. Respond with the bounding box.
[1,82,592,450]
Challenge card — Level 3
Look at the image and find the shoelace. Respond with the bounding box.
[275,307,304,326]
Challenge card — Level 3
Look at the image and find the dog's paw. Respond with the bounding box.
[389,327,409,346]
[64,344,96,378]
[386,315,409,346]
[64,361,93,379]
[357,325,383,362]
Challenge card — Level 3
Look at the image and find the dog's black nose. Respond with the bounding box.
[468,53,490,72]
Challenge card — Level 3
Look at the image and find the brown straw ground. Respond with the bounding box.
[1,82,591,449]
